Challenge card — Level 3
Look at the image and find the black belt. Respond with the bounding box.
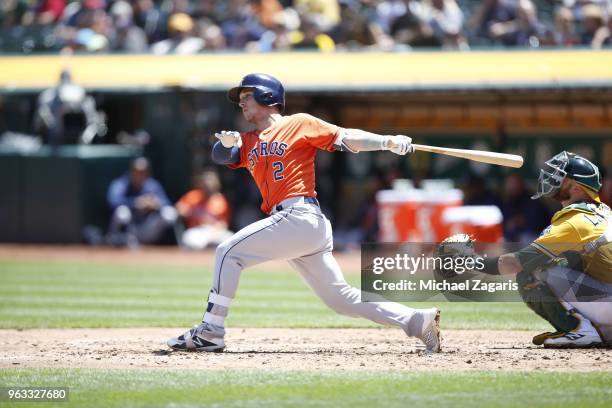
[275,197,320,212]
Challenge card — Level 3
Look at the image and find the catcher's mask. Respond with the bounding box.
[532,151,601,200]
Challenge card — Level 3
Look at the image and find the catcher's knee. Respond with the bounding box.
[516,269,550,307]
[516,269,579,332]
[516,270,536,298]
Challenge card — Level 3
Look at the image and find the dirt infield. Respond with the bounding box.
[2,328,611,371]
[2,245,612,372]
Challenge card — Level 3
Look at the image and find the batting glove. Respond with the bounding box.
[383,135,414,155]
[215,130,243,148]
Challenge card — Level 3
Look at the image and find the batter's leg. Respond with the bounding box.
[204,207,329,327]
[168,207,330,352]
[288,251,440,350]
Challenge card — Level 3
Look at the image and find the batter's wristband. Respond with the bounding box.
[481,256,500,275]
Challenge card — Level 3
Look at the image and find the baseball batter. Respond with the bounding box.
[168,73,441,353]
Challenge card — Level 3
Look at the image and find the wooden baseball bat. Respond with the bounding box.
[412,144,524,168]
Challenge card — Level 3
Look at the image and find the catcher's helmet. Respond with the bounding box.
[227,73,285,112]
[532,151,601,200]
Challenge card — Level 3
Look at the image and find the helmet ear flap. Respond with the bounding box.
[260,91,273,103]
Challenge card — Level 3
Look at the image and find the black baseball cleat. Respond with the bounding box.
[167,323,225,352]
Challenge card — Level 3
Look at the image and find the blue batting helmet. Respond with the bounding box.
[227,73,285,112]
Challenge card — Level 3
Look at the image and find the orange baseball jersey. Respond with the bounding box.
[228,113,339,214]
[176,190,231,228]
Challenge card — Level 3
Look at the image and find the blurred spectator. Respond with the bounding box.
[291,12,336,51]
[462,174,501,206]
[196,18,227,50]
[0,1,30,28]
[331,1,376,48]
[171,0,195,15]
[580,3,606,46]
[248,8,296,51]
[376,0,414,34]
[420,0,467,49]
[151,12,204,54]
[591,5,611,48]
[21,0,66,26]
[108,0,148,52]
[294,0,341,31]
[469,0,518,45]
[334,176,383,250]
[551,6,579,46]
[176,170,233,250]
[107,157,178,247]
[60,0,106,28]
[252,0,284,29]
[33,69,105,145]
[389,0,438,47]
[505,0,546,47]
[193,0,224,23]
[327,0,392,49]
[133,0,167,44]
[221,0,267,48]
[475,0,544,47]
[55,2,112,52]
[499,173,550,244]
[2,0,611,52]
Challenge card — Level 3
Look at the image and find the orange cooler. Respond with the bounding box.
[442,206,504,243]
[376,189,463,242]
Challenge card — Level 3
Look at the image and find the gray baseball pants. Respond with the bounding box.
[202,197,427,337]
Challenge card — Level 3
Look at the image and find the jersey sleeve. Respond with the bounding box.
[515,244,554,273]
[532,220,583,258]
[295,113,339,152]
[227,132,256,169]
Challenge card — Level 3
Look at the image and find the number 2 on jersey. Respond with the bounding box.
[272,161,284,181]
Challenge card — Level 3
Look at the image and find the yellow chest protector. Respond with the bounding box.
[532,202,612,282]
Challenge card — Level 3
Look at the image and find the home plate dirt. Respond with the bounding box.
[1,328,612,371]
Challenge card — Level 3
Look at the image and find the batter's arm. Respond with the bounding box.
[212,141,240,165]
[334,128,413,154]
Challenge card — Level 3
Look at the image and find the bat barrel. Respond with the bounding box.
[412,144,523,168]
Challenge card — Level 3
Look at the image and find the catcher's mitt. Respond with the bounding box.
[434,233,476,280]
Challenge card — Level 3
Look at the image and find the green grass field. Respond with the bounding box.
[2,369,612,408]
[1,258,608,408]
[0,260,546,330]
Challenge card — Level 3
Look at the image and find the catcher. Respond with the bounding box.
[438,151,611,348]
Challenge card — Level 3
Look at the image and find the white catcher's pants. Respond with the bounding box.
[203,199,427,337]
[543,266,612,342]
